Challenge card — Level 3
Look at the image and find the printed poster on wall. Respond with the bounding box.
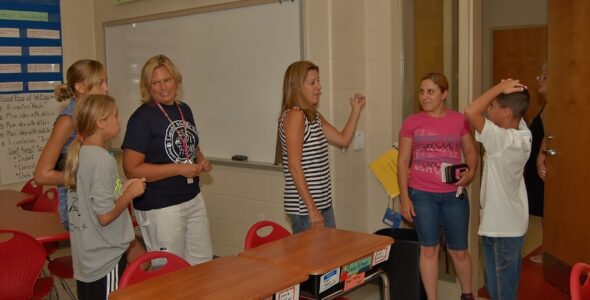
[0,0,63,184]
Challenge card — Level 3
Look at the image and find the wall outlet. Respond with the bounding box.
[353,131,365,150]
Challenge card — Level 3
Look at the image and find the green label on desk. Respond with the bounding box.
[342,255,372,276]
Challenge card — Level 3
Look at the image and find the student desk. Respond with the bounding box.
[239,227,394,300]
[0,189,68,243]
[108,255,308,300]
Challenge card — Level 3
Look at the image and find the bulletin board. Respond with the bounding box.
[0,0,63,184]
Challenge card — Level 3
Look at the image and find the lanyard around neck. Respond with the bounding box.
[155,101,192,163]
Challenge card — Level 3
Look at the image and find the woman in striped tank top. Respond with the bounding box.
[278,60,366,233]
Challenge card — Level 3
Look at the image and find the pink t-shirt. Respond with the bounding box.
[400,110,470,193]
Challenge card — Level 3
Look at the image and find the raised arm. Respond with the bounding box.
[321,94,366,147]
[464,79,526,132]
[284,109,323,228]
[34,116,74,186]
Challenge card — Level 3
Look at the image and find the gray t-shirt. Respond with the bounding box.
[67,145,134,282]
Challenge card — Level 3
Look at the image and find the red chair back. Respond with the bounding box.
[119,251,190,288]
[21,178,43,197]
[19,179,44,210]
[244,220,291,250]
[0,230,48,299]
[31,188,59,213]
[571,262,590,300]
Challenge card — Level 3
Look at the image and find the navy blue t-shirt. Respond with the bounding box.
[122,101,200,210]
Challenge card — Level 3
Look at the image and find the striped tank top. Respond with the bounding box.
[279,107,332,215]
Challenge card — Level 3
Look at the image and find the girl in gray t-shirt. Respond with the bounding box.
[63,94,146,300]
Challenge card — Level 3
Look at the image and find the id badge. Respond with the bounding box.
[185,159,194,184]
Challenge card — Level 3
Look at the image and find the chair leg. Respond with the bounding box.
[50,284,60,300]
[59,278,77,300]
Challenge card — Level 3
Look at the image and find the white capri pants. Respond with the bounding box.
[135,193,213,266]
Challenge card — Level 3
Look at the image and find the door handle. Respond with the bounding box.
[543,148,558,156]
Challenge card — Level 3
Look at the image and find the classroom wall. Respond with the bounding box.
[482,0,547,89]
[307,0,369,232]
[60,0,96,70]
[365,0,398,232]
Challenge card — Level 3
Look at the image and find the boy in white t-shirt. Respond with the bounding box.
[464,79,532,300]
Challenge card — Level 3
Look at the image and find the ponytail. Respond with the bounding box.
[54,84,74,102]
[63,137,82,190]
[55,59,105,103]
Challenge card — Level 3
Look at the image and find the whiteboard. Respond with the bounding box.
[105,1,301,163]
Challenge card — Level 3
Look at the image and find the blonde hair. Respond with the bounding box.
[63,94,116,190]
[54,59,105,102]
[139,54,183,103]
[280,60,320,122]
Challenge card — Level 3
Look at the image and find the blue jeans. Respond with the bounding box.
[410,188,469,250]
[287,207,336,234]
[481,235,524,300]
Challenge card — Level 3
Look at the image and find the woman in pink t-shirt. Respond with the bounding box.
[397,72,478,300]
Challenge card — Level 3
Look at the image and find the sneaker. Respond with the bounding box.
[529,254,543,263]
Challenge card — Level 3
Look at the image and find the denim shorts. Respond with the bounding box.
[409,188,469,250]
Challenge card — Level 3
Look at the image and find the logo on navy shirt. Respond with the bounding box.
[165,120,197,163]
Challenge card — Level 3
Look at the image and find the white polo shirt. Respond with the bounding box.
[476,118,532,237]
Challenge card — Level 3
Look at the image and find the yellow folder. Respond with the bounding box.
[369,148,400,198]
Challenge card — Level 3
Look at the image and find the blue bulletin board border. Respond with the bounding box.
[0,0,62,93]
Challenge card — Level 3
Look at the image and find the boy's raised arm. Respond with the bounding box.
[464,79,526,132]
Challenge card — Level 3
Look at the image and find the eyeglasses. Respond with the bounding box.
[536,75,547,81]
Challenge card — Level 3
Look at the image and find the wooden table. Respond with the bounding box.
[109,255,308,300]
[240,227,395,300]
[0,189,68,243]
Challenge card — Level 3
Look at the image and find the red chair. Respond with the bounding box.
[0,229,54,300]
[244,220,291,250]
[48,255,76,299]
[17,187,74,299]
[18,178,44,209]
[18,188,61,258]
[571,262,590,300]
[31,188,59,212]
[119,251,191,288]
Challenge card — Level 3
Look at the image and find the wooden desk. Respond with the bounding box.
[240,227,394,300]
[0,189,68,243]
[109,255,308,300]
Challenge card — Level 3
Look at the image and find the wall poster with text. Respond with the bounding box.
[0,0,62,184]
